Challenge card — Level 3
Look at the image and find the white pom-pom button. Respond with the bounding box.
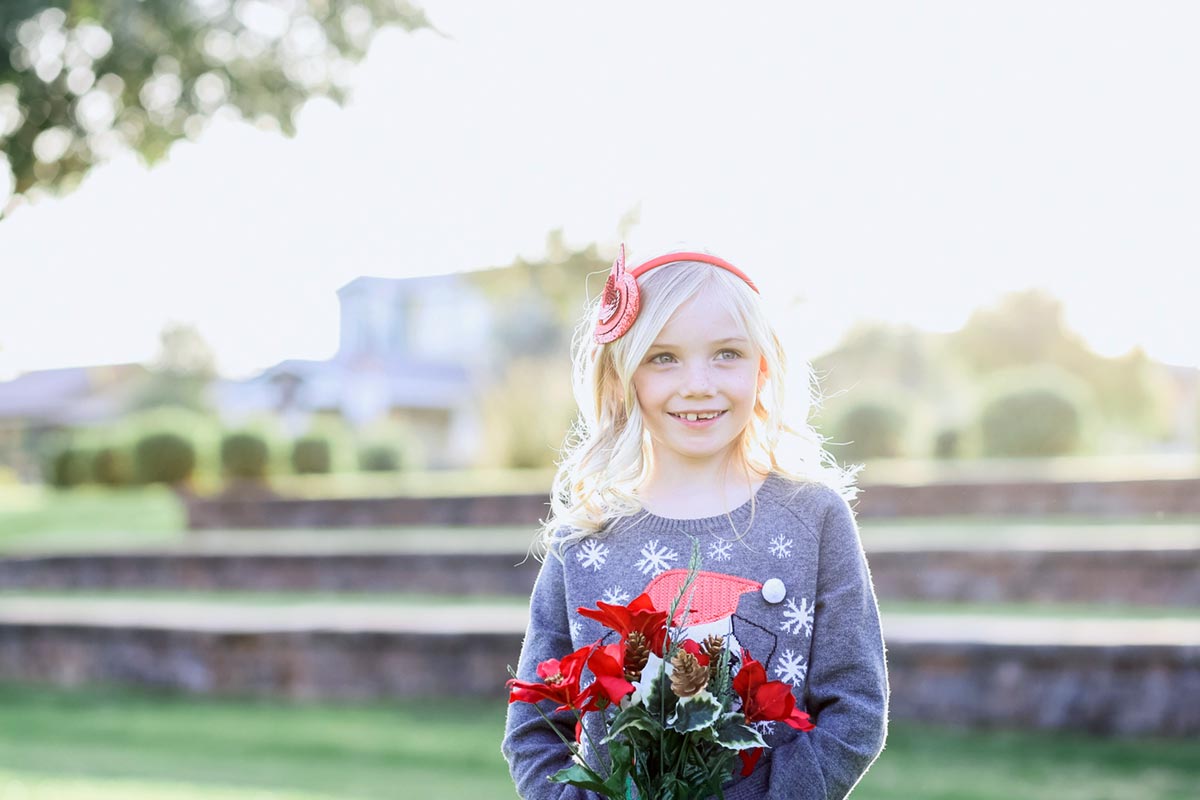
[762,578,786,604]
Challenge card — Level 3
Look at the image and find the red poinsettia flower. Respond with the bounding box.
[507,644,594,712]
[583,641,636,706]
[577,592,669,656]
[732,653,815,776]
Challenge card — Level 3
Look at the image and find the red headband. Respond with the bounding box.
[594,244,760,344]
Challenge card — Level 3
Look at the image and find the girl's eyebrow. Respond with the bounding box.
[648,337,749,350]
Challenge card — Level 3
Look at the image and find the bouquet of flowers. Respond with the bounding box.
[507,552,814,799]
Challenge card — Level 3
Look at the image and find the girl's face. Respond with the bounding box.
[631,284,763,474]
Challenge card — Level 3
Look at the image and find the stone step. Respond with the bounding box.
[0,598,1195,736]
[1,596,1198,645]
[4,543,1197,606]
[181,478,1200,529]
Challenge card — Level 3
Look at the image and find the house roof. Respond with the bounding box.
[0,364,147,422]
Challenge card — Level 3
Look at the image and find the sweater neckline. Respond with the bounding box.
[622,470,781,536]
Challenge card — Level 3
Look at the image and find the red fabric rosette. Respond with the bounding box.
[594,243,641,344]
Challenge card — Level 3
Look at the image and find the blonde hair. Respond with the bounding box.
[535,252,861,560]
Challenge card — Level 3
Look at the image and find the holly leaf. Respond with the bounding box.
[606,702,661,741]
[666,690,722,734]
[713,718,766,751]
[643,670,678,720]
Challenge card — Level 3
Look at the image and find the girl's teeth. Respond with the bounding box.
[676,412,721,421]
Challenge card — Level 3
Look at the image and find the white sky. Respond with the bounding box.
[1,1,1197,381]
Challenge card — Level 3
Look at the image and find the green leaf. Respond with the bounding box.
[713,720,766,751]
[601,739,633,796]
[549,763,621,797]
[666,691,722,734]
[644,671,678,720]
[607,702,662,741]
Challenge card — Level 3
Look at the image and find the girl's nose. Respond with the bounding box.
[683,362,716,394]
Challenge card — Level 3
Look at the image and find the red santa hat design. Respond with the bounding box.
[644,569,762,626]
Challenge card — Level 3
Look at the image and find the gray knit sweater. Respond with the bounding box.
[501,472,889,799]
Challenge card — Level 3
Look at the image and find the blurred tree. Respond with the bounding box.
[0,0,432,216]
[949,289,1174,437]
[464,231,615,468]
[153,320,217,377]
[129,321,217,411]
[951,289,1080,371]
[466,229,613,365]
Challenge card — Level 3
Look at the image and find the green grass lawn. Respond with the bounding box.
[0,682,1195,800]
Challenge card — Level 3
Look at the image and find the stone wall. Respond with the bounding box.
[865,548,1200,606]
[181,478,1200,529]
[1,623,1194,736]
[885,640,1200,736]
[0,553,540,595]
[5,548,1197,606]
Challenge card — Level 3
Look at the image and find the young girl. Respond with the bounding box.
[501,245,889,799]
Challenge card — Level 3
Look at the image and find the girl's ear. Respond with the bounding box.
[758,356,769,384]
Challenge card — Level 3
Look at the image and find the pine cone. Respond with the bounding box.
[701,635,725,681]
[670,650,710,697]
[625,630,650,682]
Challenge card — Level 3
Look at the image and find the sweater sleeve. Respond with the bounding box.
[727,492,890,800]
[500,549,592,800]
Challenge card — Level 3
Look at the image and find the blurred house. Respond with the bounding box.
[208,274,495,469]
[0,274,497,478]
[0,363,150,480]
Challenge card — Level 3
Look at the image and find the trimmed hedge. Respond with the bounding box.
[92,446,134,487]
[45,447,91,488]
[977,366,1095,457]
[291,437,332,474]
[134,432,196,485]
[831,398,909,462]
[220,432,270,479]
[359,443,402,472]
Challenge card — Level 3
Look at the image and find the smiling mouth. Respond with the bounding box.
[668,411,728,422]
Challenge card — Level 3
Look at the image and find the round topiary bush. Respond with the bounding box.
[291,436,332,474]
[977,366,1094,457]
[220,432,270,479]
[134,432,196,485]
[44,446,92,488]
[830,397,909,463]
[92,446,135,487]
[358,443,402,472]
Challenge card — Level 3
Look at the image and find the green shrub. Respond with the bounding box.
[220,432,270,479]
[359,443,402,472]
[830,397,909,462]
[291,437,332,474]
[977,366,1095,457]
[105,406,223,484]
[44,446,92,488]
[133,432,196,485]
[933,428,962,459]
[92,446,135,487]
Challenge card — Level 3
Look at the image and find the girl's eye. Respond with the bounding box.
[649,350,741,365]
